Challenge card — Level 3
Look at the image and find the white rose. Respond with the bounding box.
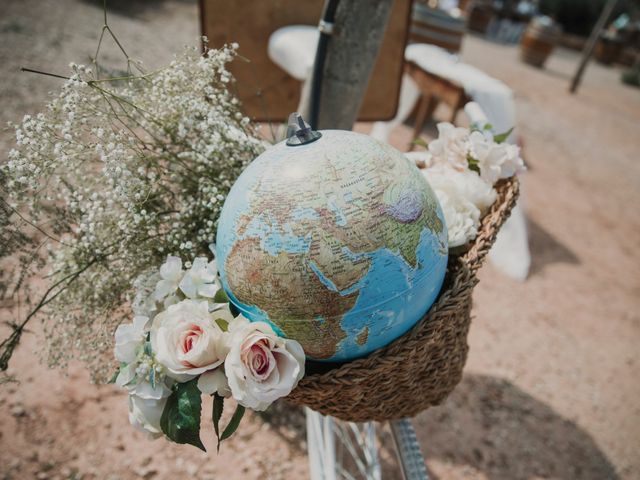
[469,131,525,185]
[454,168,497,214]
[128,394,167,438]
[225,319,305,411]
[423,164,497,215]
[428,122,470,171]
[438,188,480,247]
[423,167,482,247]
[151,300,230,381]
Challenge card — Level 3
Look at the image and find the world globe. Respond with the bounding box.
[216,129,448,362]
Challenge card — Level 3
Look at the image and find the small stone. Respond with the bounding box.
[186,464,198,476]
[134,467,157,479]
[10,404,26,417]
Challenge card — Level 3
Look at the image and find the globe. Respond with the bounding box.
[216,130,448,362]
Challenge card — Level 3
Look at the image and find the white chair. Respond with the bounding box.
[268,25,319,117]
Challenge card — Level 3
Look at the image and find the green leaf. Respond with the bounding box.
[229,303,241,317]
[108,363,127,384]
[214,317,229,332]
[213,288,229,304]
[467,155,480,174]
[470,122,492,133]
[218,403,245,451]
[107,369,119,384]
[149,368,156,390]
[493,127,514,144]
[411,137,428,148]
[160,379,206,451]
[212,393,224,442]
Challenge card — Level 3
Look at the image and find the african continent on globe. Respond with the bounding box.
[216,130,448,362]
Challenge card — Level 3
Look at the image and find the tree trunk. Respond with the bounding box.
[316,0,394,130]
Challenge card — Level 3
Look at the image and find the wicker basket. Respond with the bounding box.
[287,177,520,422]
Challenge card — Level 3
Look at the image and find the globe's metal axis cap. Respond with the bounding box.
[285,112,322,146]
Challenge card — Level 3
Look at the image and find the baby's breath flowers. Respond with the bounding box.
[0,41,264,380]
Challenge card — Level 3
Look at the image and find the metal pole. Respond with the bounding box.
[313,0,395,130]
[569,0,619,94]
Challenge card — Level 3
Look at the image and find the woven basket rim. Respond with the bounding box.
[291,176,520,387]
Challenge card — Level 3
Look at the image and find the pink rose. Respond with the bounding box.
[225,319,305,411]
[151,300,231,381]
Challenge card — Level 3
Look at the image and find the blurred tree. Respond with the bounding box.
[539,0,638,36]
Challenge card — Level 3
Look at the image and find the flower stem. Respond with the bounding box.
[20,68,70,81]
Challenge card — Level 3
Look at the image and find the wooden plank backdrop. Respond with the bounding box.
[200,0,412,123]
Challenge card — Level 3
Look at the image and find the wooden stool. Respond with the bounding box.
[405,61,469,149]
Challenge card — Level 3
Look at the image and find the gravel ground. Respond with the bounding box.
[1,1,639,479]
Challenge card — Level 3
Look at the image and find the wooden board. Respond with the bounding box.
[200,0,412,122]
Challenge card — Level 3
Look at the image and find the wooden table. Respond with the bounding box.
[405,60,470,146]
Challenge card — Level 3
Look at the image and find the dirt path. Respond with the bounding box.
[1,1,639,479]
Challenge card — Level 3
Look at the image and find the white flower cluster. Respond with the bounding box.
[1,43,264,379]
[114,255,305,443]
[408,122,525,247]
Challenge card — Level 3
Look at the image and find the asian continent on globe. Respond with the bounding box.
[216,130,448,362]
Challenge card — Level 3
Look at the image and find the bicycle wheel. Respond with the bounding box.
[305,408,428,480]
